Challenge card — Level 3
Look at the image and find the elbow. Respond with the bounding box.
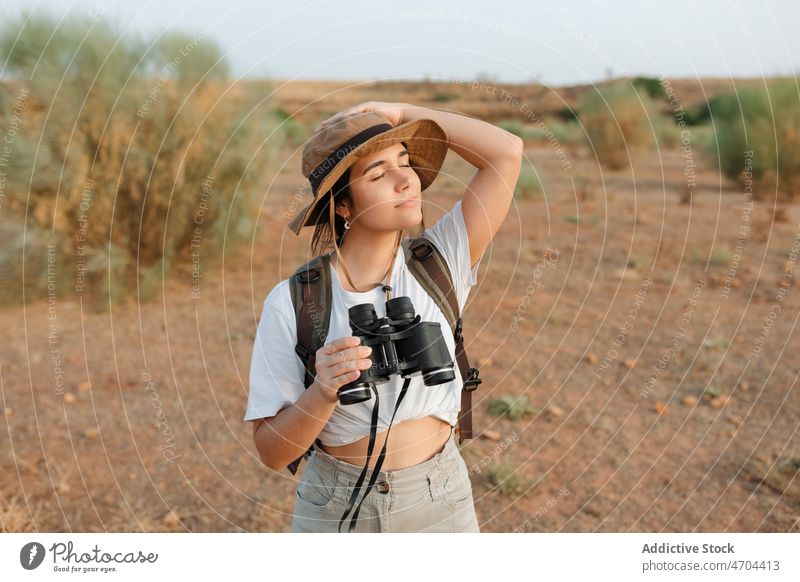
[508,134,524,158]
[496,135,524,166]
[256,446,284,471]
[260,456,283,471]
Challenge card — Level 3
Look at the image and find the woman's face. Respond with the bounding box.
[337,141,422,232]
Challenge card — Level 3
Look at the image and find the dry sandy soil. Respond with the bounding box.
[1,79,798,533]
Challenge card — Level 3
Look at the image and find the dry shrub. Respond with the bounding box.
[577,83,655,169]
[0,492,47,532]
[710,79,800,203]
[0,12,285,308]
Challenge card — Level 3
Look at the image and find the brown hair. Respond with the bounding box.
[309,141,426,257]
[310,167,352,257]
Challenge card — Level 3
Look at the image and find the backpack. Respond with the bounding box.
[286,235,483,474]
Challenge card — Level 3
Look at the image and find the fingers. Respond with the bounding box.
[329,357,373,377]
[322,336,361,355]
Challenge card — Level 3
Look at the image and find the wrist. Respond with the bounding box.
[398,103,418,125]
[310,380,339,406]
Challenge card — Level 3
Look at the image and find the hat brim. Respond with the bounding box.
[288,118,449,236]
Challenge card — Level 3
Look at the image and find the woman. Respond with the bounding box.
[245,101,523,532]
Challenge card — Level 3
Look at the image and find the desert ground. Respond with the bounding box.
[1,79,798,532]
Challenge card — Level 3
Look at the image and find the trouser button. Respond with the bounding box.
[376,481,390,494]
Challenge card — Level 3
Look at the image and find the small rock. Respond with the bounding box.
[83,428,100,439]
[739,381,750,391]
[78,381,91,393]
[547,405,564,418]
[709,394,729,408]
[63,393,77,404]
[57,481,71,494]
[727,415,743,427]
[655,401,667,415]
[586,353,598,365]
[622,359,636,369]
[682,396,698,406]
[3,407,12,416]
[162,510,182,528]
[480,429,502,442]
[477,356,494,368]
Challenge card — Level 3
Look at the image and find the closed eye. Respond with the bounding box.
[371,164,412,181]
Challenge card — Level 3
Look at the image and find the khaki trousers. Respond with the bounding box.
[290,427,480,533]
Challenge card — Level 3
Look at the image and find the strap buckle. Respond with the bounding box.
[411,241,434,260]
[296,268,320,284]
[454,316,463,343]
[463,367,482,392]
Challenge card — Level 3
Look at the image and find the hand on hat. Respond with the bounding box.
[318,101,408,130]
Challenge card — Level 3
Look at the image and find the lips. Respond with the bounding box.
[395,196,419,207]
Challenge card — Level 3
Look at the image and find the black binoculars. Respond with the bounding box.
[337,295,456,405]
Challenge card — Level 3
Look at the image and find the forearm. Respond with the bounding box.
[253,381,338,470]
[401,105,523,169]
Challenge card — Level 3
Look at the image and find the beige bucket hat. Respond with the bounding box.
[288,110,449,236]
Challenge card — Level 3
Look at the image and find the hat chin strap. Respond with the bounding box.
[329,191,401,301]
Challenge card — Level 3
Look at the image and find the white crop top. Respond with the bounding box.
[244,198,484,446]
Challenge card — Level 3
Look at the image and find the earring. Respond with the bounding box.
[344,218,351,230]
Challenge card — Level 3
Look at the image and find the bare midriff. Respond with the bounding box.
[319,415,453,471]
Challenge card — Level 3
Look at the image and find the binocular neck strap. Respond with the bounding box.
[328,192,402,299]
[338,376,412,533]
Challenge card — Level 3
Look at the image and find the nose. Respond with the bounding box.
[391,166,411,191]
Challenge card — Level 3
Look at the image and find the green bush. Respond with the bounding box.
[632,76,667,100]
[0,12,282,308]
[522,117,582,145]
[709,79,800,202]
[577,84,656,169]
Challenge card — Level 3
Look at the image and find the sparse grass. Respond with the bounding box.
[702,337,730,349]
[564,214,598,225]
[690,248,733,267]
[498,118,524,138]
[487,461,529,495]
[433,91,456,103]
[514,164,546,199]
[703,385,724,398]
[741,455,800,502]
[0,492,47,532]
[488,395,541,420]
[523,117,583,145]
[627,255,648,269]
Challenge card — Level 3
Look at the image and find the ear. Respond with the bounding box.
[334,199,351,220]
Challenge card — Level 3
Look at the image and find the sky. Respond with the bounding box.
[1,0,798,86]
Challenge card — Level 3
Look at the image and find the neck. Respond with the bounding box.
[331,225,402,288]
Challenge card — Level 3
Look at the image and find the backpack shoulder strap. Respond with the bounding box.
[402,236,482,443]
[285,252,333,474]
[290,252,333,389]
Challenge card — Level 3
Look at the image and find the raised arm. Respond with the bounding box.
[400,104,524,269]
